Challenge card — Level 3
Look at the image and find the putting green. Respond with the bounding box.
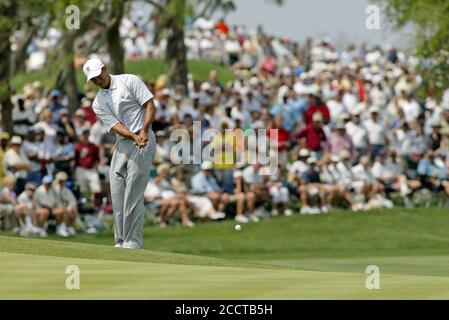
[1,237,449,299]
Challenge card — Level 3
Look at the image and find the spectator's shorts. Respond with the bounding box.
[351,181,365,194]
[383,182,395,193]
[75,167,101,194]
[187,195,215,219]
[161,190,176,199]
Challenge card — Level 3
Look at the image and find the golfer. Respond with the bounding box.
[83,58,156,249]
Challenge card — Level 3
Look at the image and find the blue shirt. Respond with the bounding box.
[270,102,295,132]
[191,171,221,193]
[291,97,308,123]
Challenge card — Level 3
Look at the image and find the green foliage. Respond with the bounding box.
[375,0,449,97]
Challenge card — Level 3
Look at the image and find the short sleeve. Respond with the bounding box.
[92,97,120,133]
[128,75,153,106]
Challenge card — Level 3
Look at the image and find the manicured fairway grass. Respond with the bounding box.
[1,208,449,299]
[12,59,235,92]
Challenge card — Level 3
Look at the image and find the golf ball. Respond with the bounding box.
[235,225,241,231]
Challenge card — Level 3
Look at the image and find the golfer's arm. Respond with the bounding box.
[141,99,156,134]
[111,123,136,140]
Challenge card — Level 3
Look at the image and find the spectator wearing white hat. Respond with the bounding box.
[148,164,194,228]
[3,136,31,195]
[296,112,327,157]
[228,169,255,224]
[363,106,387,160]
[52,171,78,236]
[326,90,348,121]
[242,162,270,221]
[191,161,229,218]
[33,175,68,237]
[325,122,356,163]
[351,156,386,204]
[346,110,369,161]
[33,108,58,153]
[288,149,311,186]
[73,108,91,137]
[17,182,39,236]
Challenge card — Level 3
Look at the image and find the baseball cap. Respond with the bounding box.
[55,171,68,181]
[201,161,213,170]
[312,112,324,123]
[339,150,351,160]
[233,170,243,179]
[369,106,380,114]
[25,182,37,191]
[83,58,105,82]
[156,131,166,138]
[298,149,310,158]
[50,89,61,97]
[10,136,22,145]
[42,175,53,184]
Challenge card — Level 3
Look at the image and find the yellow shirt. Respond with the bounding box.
[210,133,236,170]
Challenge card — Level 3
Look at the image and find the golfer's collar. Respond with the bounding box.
[106,75,118,91]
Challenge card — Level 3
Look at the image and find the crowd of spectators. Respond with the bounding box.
[3,13,449,236]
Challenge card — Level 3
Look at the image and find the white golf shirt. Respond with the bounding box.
[92,74,153,135]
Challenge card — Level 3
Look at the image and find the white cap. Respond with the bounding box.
[233,170,243,179]
[11,136,22,145]
[298,149,310,158]
[83,58,104,82]
[201,161,213,170]
[339,150,351,160]
[369,106,380,114]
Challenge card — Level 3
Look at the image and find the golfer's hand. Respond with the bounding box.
[139,130,149,143]
[133,134,148,149]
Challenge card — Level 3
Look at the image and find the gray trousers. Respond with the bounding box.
[109,130,156,249]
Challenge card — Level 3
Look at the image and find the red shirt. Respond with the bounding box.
[216,21,229,35]
[304,104,330,125]
[267,127,290,151]
[82,106,97,126]
[296,124,326,152]
[75,143,99,169]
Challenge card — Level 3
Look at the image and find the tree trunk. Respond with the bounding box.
[64,49,79,114]
[165,0,188,92]
[0,0,17,135]
[54,2,103,114]
[106,0,125,74]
